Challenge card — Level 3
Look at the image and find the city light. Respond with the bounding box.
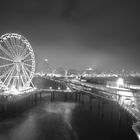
[49,86,52,90]
[45,59,48,62]
[116,78,124,87]
[66,87,70,90]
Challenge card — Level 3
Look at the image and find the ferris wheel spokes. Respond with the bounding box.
[21,64,29,85]
[22,64,30,79]
[24,67,32,81]
[23,63,32,68]
[21,46,28,58]
[24,65,31,75]
[0,56,14,62]
[16,65,21,90]
[6,65,16,88]
[22,51,30,60]
[23,59,33,63]
[17,45,23,57]
[16,37,20,46]
[18,65,25,88]
[0,65,14,79]
[20,41,25,55]
[0,44,14,59]
[10,37,17,57]
[1,65,15,88]
[20,74,25,88]
[0,63,14,68]
[15,38,21,57]
[23,68,31,87]
[10,36,16,46]
[3,39,15,58]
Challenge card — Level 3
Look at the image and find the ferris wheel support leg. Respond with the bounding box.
[0,66,13,80]
[1,65,15,89]
[6,66,15,88]
[21,64,34,89]
[30,80,35,88]
[21,64,29,83]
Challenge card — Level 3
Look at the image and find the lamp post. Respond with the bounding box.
[44,59,53,75]
[44,58,48,74]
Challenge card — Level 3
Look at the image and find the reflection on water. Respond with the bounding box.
[0,93,138,140]
[0,102,78,140]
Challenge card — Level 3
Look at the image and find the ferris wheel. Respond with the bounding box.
[0,33,35,93]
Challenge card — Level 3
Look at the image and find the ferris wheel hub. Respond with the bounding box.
[14,57,22,63]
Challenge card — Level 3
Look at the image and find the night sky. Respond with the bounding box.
[0,0,140,72]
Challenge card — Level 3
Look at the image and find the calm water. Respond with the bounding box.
[0,93,138,140]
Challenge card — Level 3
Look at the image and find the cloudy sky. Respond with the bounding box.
[0,0,140,72]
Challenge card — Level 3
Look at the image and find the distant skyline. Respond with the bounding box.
[0,0,140,72]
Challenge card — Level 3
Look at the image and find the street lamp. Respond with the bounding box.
[45,59,48,62]
[67,86,70,91]
[49,86,52,90]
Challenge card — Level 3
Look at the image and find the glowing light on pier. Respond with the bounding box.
[116,78,124,87]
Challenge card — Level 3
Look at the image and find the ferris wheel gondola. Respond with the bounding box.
[0,33,35,93]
